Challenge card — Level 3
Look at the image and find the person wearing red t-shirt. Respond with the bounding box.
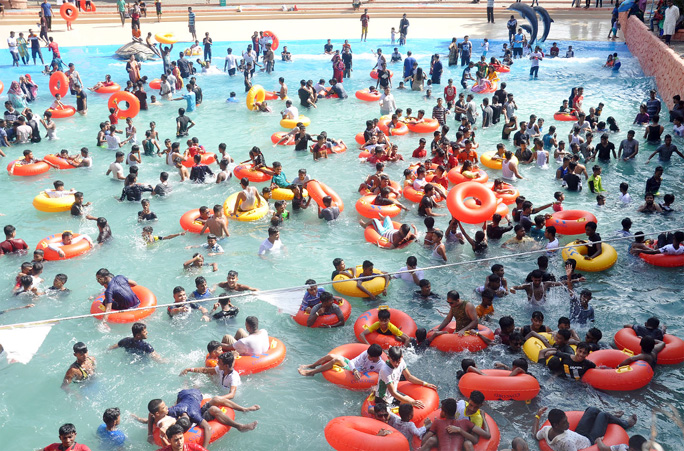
[444,79,457,104]
[432,165,449,190]
[47,36,60,59]
[157,424,209,451]
[456,140,478,164]
[412,138,427,158]
[42,423,91,451]
[0,225,29,255]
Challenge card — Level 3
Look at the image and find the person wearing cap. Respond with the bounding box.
[61,342,96,389]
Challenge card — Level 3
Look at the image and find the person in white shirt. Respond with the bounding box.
[379,87,397,116]
[313,79,327,97]
[281,100,298,120]
[396,256,424,286]
[258,226,283,257]
[595,434,647,451]
[223,47,238,75]
[47,231,93,258]
[298,343,384,377]
[8,31,19,67]
[106,151,126,180]
[545,226,559,255]
[221,316,270,356]
[529,46,543,79]
[618,182,631,204]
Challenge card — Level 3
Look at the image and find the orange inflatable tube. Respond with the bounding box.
[378,118,409,136]
[44,154,75,170]
[355,89,381,102]
[614,327,684,365]
[108,91,141,119]
[49,71,69,97]
[582,349,654,391]
[292,298,351,327]
[354,308,417,349]
[154,399,233,446]
[47,106,76,118]
[538,411,628,451]
[325,416,409,451]
[233,337,286,375]
[271,132,295,145]
[90,285,157,323]
[446,182,497,224]
[307,180,344,212]
[459,369,540,401]
[181,153,216,168]
[94,83,121,94]
[179,209,213,234]
[545,210,597,236]
[406,118,440,134]
[7,160,50,176]
[60,3,79,21]
[36,233,92,260]
[322,343,387,391]
[447,166,488,185]
[425,410,501,451]
[428,323,494,352]
[233,163,272,183]
[355,195,400,219]
[364,221,414,249]
[361,381,439,425]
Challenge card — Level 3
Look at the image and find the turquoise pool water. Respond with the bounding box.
[1,37,683,450]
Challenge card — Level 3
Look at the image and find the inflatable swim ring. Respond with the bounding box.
[44,154,75,170]
[355,89,381,102]
[94,83,121,94]
[153,398,233,446]
[446,182,497,224]
[325,416,409,451]
[234,337,286,375]
[271,132,295,146]
[79,0,97,11]
[7,160,50,176]
[246,85,265,111]
[333,265,388,298]
[155,33,177,44]
[355,195,401,219]
[149,79,162,90]
[545,210,597,236]
[402,185,443,204]
[271,187,308,201]
[292,297,351,327]
[523,332,553,362]
[447,166,488,185]
[354,308,417,349]
[47,106,76,118]
[538,411,628,451]
[262,31,279,50]
[32,192,75,213]
[561,240,617,272]
[181,153,216,168]
[424,410,501,451]
[322,343,386,391]
[108,91,140,119]
[378,118,409,136]
[233,163,272,183]
[485,181,519,205]
[307,180,344,211]
[459,369,540,401]
[60,4,79,22]
[471,79,497,94]
[49,71,69,97]
[428,323,494,353]
[184,47,202,56]
[491,63,510,73]
[179,209,212,234]
[479,150,518,170]
[36,232,92,261]
[90,285,157,323]
[582,349,654,391]
[553,112,578,121]
[639,250,684,268]
[364,221,413,249]
[406,119,440,134]
[280,115,311,129]
[614,327,684,365]
[370,69,393,80]
[223,192,269,222]
[361,381,439,426]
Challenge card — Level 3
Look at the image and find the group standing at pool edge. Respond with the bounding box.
[3,3,684,451]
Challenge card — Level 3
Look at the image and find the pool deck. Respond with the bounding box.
[0,7,615,47]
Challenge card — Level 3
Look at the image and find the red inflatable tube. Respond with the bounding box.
[640,251,684,267]
[60,3,79,22]
[154,399,233,446]
[364,221,414,249]
[553,112,578,121]
[44,154,76,170]
[307,180,344,212]
[322,343,387,391]
[181,153,216,168]
[424,410,501,451]
[355,195,401,220]
[355,89,381,102]
[582,349,654,391]
[458,369,540,401]
[262,30,279,50]
[325,416,409,451]
[80,0,97,11]
[538,411,628,451]
[36,233,92,260]
[545,210,597,236]
[90,285,157,323]
[47,106,76,118]
[149,79,162,90]
[7,160,50,176]
[108,91,141,119]
[292,298,351,327]
[446,182,497,224]
[361,381,439,426]
[447,166,489,185]
[428,323,494,353]
[179,209,213,234]
[49,71,69,97]
[354,308,417,349]
[233,337,286,375]
[613,327,684,365]
[233,163,272,183]
[94,83,121,94]
[370,69,393,79]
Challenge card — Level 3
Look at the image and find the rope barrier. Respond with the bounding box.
[0,226,678,330]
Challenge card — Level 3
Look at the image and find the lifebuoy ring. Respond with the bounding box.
[154,399,232,446]
[246,85,265,111]
[49,71,69,97]
[446,181,497,224]
[332,265,388,298]
[355,89,381,102]
[181,153,216,168]
[364,221,413,249]
[538,411,628,451]
[459,369,540,401]
[425,410,501,451]
[232,163,272,183]
[307,180,344,212]
[355,195,400,220]
[233,337,286,375]
[36,233,92,261]
[90,285,157,323]
[354,308,417,349]
[546,210,597,236]
[47,106,76,118]
[370,69,393,80]
[262,30,279,50]
[108,91,140,119]
[179,209,213,234]
[322,343,387,391]
[149,79,161,90]
[325,416,409,451]
[60,3,79,22]
[7,160,50,176]
[582,349,654,391]
[428,323,494,353]
[561,240,618,272]
[33,192,75,213]
[79,0,97,12]
[44,154,76,170]
[94,83,121,94]
[447,166,489,185]
[406,119,440,134]
[271,132,295,146]
[292,298,351,327]
[614,327,684,365]
[361,381,439,425]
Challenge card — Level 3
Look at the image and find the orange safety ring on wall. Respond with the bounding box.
[446,181,497,224]
[614,327,684,365]
[325,416,409,451]
[322,343,387,391]
[428,322,495,353]
[307,180,344,212]
[60,3,79,22]
[37,232,93,260]
[459,369,540,401]
[233,163,272,183]
[545,209,597,236]
[154,399,233,446]
[406,118,440,134]
[425,410,501,451]
[262,31,279,50]
[49,71,69,97]
[361,381,439,425]
[582,349,654,391]
[182,153,216,168]
[7,160,50,176]
[108,91,141,119]
[354,308,417,349]
[94,83,121,94]
[538,411,628,451]
[90,285,157,323]
[179,209,213,234]
[355,89,381,102]
[233,337,286,375]
[293,297,351,327]
[448,166,489,185]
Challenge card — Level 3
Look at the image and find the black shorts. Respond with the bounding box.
[201,403,214,421]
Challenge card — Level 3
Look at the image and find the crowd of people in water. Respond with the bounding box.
[2,5,684,451]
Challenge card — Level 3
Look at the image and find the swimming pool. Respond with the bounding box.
[1,37,683,450]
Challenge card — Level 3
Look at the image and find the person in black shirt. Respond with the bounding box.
[536,329,575,362]
[324,39,333,54]
[327,78,348,99]
[189,154,214,183]
[137,199,157,221]
[176,108,194,138]
[562,162,582,191]
[298,80,315,108]
[491,96,503,124]
[525,255,556,282]
[582,221,602,259]
[546,342,596,379]
[494,82,508,105]
[190,78,202,104]
[294,125,314,151]
[109,322,164,362]
[120,174,153,202]
[70,191,97,220]
[513,121,529,147]
[592,133,616,161]
[417,184,443,217]
[74,84,87,115]
[133,82,148,110]
[486,213,513,239]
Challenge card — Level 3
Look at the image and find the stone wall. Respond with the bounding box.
[619,11,684,109]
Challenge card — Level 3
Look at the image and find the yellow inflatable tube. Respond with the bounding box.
[561,240,618,272]
[155,33,177,44]
[271,187,308,201]
[480,151,518,170]
[523,332,553,362]
[280,115,311,129]
[223,192,269,222]
[246,85,266,111]
[32,192,75,213]
[333,265,388,298]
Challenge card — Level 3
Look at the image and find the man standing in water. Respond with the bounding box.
[61,342,96,389]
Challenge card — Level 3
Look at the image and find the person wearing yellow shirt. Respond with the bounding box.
[360,308,410,346]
